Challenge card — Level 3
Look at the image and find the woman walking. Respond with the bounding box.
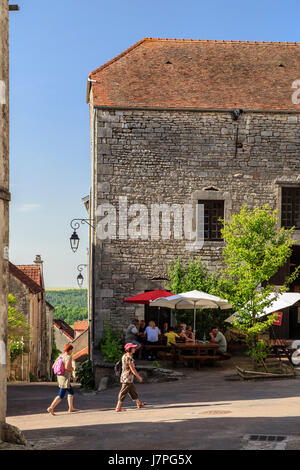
[115,343,146,412]
[47,343,78,415]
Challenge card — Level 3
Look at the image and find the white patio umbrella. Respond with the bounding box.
[225,292,300,323]
[149,290,232,343]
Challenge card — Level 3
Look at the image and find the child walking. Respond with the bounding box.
[115,343,146,412]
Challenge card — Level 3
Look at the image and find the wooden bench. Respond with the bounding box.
[181,354,217,360]
[266,339,293,364]
[180,354,219,369]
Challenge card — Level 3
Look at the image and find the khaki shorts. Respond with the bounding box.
[118,383,138,402]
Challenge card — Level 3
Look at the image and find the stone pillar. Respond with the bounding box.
[0,0,10,443]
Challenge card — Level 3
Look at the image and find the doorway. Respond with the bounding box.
[144,304,171,330]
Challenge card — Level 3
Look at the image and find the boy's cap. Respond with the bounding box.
[124,343,138,351]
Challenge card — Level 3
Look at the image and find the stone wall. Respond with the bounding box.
[71,329,88,356]
[9,353,29,382]
[0,0,9,436]
[8,275,50,379]
[53,327,71,354]
[9,275,30,319]
[92,108,300,344]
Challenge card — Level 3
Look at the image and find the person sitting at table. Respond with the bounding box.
[164,327,180,346]
[145,321,161,360]
[125,319,143,359]
[162,322,169,334]
[185,326,195,342]
[179,323,194,342]
[138,319,147,342]
[178,323,186,335]
[137,320,147,357]
[209,327,229,357]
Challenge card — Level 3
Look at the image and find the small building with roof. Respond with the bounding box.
[8,255,52,380]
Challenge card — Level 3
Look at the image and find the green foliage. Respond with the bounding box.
[29,372,37,382]
[167,257,230,337]
[246,339,271,364]
[8,294,30,362]
[219,204,299,365]
[100,322,123,363]
[77,359,95,390]
[152,360,161,368]
[46,289,88,326]
[10,341,24,362]
[8,294,30,342]
[167,257,219,295]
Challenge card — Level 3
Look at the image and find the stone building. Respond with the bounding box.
[53,319,74,353]
[74,321,88,339]
[86,38,300,346]
[8,256,52,379]
[0,0,10,439]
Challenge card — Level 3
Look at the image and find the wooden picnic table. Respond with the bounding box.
[170,342,220,369]
[266,339,294,364]
[143,344,171,351]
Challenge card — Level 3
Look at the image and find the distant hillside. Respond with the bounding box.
[46,289,88,326]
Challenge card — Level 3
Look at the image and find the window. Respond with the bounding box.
[198,199,224,241]
[281,187,300,229]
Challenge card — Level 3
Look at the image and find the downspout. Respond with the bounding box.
[91,107,96,358]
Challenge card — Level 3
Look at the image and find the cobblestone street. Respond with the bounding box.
[4,366,300,451]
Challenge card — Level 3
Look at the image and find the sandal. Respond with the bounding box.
[137,402,147,408]
[115,408,126,412]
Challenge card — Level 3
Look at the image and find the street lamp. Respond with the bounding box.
[70,231,80,253]
[69,219,95,253]
[77,264,87,288]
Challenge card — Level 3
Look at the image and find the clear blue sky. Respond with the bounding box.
[8,0,300,288]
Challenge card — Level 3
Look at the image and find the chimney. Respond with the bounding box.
[34,254,43,265]
[34,255,44,288]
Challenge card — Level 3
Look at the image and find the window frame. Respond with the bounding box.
[198,199,224,241]
[281,186,300,229]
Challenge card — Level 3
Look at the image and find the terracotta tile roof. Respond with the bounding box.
[89,37,300,111]
[9,262,42,295]
[17,265,41,286]
[53,319,74,340]
[74,321,88,331]
[72,347,88,361]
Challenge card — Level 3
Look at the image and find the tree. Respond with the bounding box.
[218,204,300,368]
[100,322,123,363]
[8,294,30,362]
[167,257,229,337]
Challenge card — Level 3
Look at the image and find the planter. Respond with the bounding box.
[93,363,184,391]
[235,362,295,380]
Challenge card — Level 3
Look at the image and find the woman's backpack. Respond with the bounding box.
[53,355,65,376]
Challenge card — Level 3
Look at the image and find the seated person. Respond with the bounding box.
[209,327,228,356]
[178,323,187,335]
[179,323,194,342]
[185,326,195,342]
[164,327,180,346]
[162,322,169,334]
[125,319,143,359]
[145,321,161,360]
[138,320,147,340]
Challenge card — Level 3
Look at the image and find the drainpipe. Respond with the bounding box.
[90,107,96,360]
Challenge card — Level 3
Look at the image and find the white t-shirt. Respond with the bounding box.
[145,326,160,342]
[215,332,227,353]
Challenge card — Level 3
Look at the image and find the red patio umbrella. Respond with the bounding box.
[124,289,175,328]
[124,289,174,304]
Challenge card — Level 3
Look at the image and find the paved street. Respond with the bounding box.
[5,366,300,450]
